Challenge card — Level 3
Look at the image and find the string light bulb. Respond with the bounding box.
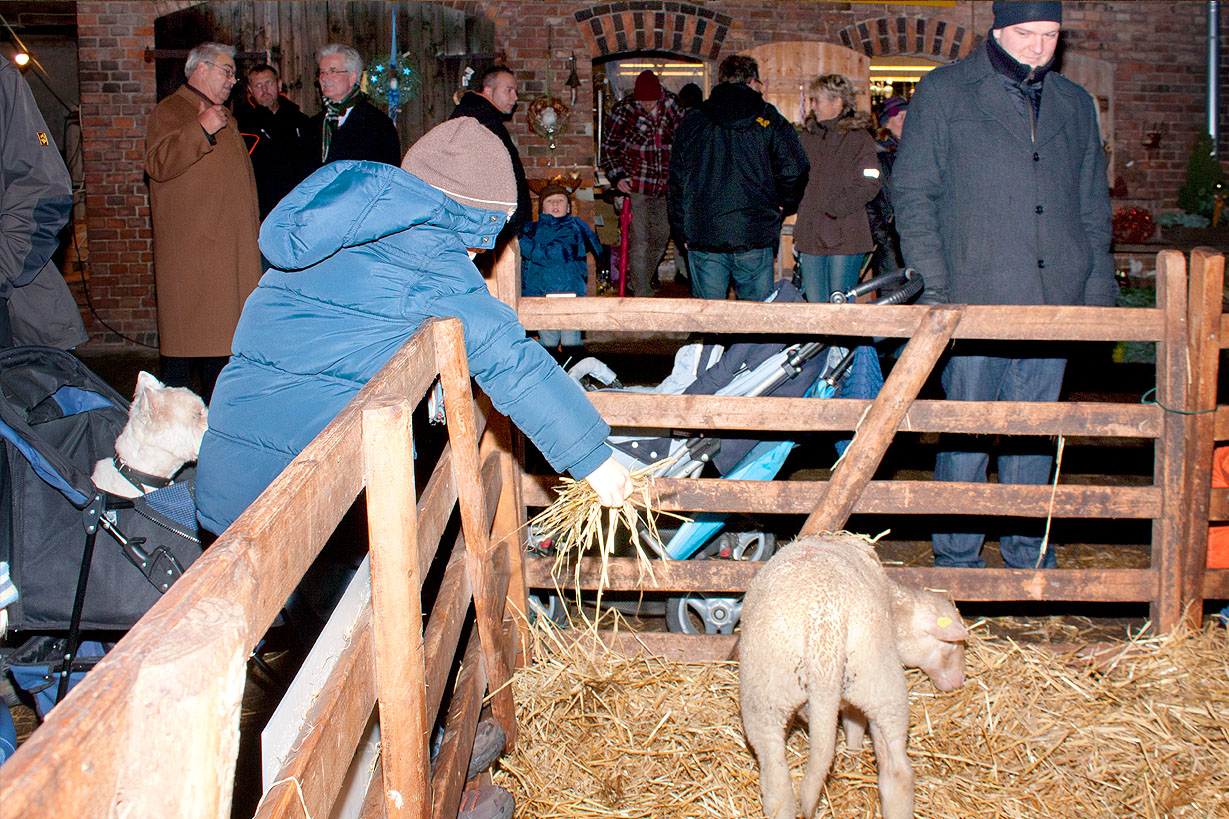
[12,51,29,67]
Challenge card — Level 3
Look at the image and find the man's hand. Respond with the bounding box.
[583,456,635,507]
[198,100,228,136]
[616,178,633,195]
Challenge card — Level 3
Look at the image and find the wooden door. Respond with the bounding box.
[738,41,871,125]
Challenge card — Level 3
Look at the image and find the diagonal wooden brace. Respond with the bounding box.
[800,304,965,536]
[433,321,518,748]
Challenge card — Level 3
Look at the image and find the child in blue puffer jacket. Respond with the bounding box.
[519,183,604,361]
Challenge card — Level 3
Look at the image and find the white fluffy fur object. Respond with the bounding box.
[90,371,208,499]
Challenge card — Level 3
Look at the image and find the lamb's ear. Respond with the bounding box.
[927,613,968,643]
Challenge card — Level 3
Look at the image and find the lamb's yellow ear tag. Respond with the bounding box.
[936,616,952,628]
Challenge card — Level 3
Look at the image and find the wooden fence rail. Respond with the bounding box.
[0,318,527,819]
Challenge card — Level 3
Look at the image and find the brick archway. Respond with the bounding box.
[839,16,979,62]
[574,2,731,61]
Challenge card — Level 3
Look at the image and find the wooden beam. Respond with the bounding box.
[522,477,1161,518]
[363,397,431,819]
[519,298,1161,341]
[586,394,1162,437]
[254,604,376,819]
[1202,569,1229,600]
[802,304,963,535]
[434,320,517,747]
[524,556,1158,602]
[1153,250,1189,629]
[1181,247,1225,624]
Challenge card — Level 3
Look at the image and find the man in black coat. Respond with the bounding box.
[893,0,1116,570]
[449,65,531,237]
[233,64,312,219]
[668,55,808,301]
[306,43,400,169]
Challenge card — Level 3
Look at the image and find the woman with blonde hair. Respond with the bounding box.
[792,74,882,303]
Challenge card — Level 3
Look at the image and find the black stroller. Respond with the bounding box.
[0,346,202,716]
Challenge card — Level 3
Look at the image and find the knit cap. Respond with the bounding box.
[633,70,662,101]
[401,117,517,212]
[992,1,1063,29]
[879,96,908,120]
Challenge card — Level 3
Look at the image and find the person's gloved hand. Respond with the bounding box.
[583,456,635,507]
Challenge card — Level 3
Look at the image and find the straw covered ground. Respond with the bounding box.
[494,619,1229,818]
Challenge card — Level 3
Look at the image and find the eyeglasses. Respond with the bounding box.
[203,60,236,80]
[318,68,351,78]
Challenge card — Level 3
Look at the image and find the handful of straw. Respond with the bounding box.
[527,463,689,611]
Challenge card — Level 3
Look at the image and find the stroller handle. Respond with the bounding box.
[830,268,923,305]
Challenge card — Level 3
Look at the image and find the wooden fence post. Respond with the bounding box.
[1154,250,1189,629]
[363,395,431,819]
[1181,247,1225,625]
[117,598,248,818]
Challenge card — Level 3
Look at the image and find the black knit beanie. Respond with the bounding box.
[992,1,1063,29]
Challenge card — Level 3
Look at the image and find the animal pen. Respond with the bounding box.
[0,247,1224,817]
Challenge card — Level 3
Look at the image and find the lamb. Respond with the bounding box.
[739,534,967,819]
[91,371,208,498]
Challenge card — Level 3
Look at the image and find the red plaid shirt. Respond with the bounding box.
[600,91,684,197]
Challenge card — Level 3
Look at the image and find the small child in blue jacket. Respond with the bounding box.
[519,184,604,360]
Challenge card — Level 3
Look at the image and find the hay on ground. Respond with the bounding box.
[495,619,1229,818]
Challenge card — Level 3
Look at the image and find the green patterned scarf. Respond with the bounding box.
[322,86,362,162]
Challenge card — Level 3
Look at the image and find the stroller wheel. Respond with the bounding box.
[528,593,569,627]
[665,595,742,635]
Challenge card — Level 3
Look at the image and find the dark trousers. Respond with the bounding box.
[932,347,1067,569]
[160,355,228,403]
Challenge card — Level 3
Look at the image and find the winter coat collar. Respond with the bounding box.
[258,160,508,270]
[959,44,1076,149]
[452,91,511,126]
[699,82,768,128]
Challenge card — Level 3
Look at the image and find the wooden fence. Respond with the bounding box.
[502,248,1228,658]
[1,249,1224,815]
[0,318,529,819]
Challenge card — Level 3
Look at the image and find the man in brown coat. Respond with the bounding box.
[145,41,262,400]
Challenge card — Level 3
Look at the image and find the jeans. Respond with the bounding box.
[689,247,775,301]
[798,252,865,303]
[932,349,1067,569]
[537,328,582,348]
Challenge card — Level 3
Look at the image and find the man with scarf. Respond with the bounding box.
[306,43,400,169]
[893,0,1115,570]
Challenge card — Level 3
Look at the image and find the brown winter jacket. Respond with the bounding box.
[793,114,881,257]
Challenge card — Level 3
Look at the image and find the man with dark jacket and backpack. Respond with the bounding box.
[668,55,808,301]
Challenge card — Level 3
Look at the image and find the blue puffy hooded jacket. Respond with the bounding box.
[195,160,612,534]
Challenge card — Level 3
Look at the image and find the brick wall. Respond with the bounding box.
[76,1,1216,348]
[77,1,157,347]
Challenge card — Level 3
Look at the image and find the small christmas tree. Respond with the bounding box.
[1177,132,1227,218]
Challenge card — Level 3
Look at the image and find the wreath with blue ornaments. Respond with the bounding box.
[364,52,420,109]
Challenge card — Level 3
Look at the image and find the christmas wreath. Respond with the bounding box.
[364,52,420,108]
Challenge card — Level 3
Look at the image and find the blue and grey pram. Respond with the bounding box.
[558,271,922,632]
[0,346,202,710]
